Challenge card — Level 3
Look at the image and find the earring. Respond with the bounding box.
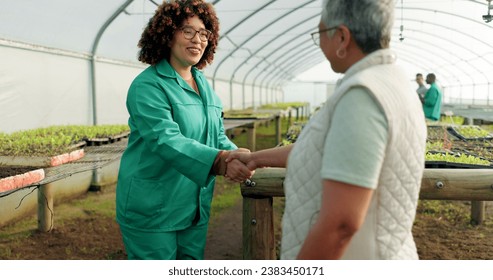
[336,48,346,59]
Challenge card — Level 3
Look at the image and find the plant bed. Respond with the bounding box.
[0,166,45,193]
[0,149,85,168]
[258,102,307,110]
[427,125,459,141]
[425,161,492,169]
[425,151,492,169]
[447,125,493,141]
[224,114,273,120]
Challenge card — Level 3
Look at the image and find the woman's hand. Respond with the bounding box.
[212,148,254,182]
[224,148,255,182]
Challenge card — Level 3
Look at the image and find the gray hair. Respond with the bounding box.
[321,0,394,53]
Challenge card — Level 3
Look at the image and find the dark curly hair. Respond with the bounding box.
[138,0,219,69]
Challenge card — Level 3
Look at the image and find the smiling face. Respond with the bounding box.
[169,16,208,72]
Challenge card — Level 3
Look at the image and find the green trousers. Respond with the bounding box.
[120,223,208,260]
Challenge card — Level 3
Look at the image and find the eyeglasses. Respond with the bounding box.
[180,26,212,42]
[310,26,338,46]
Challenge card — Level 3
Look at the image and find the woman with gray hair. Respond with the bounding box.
[227,0,427,259]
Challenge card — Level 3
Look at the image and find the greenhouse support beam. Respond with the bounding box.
[90,0,135,125]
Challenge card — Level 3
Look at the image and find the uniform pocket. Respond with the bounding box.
[123,177,198,230]
[123,177,168,229]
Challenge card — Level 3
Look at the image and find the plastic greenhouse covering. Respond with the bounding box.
[1,0,492,133]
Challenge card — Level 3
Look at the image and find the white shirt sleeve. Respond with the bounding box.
[321,86,389,189]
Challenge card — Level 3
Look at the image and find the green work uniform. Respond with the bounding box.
[116,59,237,259]
[423,82,442,121]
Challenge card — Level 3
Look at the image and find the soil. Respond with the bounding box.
[0,166,40,179]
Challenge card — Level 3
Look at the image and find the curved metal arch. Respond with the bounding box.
[256,1,493,108]
[395,26,490,85]
[394,16,493,86]
[252,40,318,93]
[259,7,493,103]
[398,6,493,31]
[262,49,322,92]
[276,5,493,96]
[231,12,320,89]
[241,31,314,107]
[269,54,323,92]
[256,1,489,104]
[239,21,319,106]
[397,17,493,57]
[393,38,472,86]
[211,0,277,89]
[268,37,464,93]
[90,0,135,125]
[245,34,315,87]
[393,47,461,86]
[224,1,318,109]
[392,33,475,83]
[224,1,317,109]
[271,52,323,86]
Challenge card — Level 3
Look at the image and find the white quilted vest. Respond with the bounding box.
[281,49,427,260]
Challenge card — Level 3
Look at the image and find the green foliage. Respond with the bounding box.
[481,125,493,133]
[440,115,464,125]
[0,125,129,156]
[223,109,272,119]
[258,102,307,110]
[425,152,491,166]
[426,141,445,151]
[417,200,470,224]
[426,125,454,141]
[454,126,491,139]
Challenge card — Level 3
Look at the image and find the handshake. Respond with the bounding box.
[211,148,257,183]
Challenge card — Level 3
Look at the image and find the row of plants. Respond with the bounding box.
[439,115,464,125]
[223,103,308,119]
[448,125,493,140]
[427,124,493,141]
[0,125,129,156]
[425,151,491,167]
[223,109,273,119]
[278,118,493,167]
[426,124,493,167]
[258,102,308,110]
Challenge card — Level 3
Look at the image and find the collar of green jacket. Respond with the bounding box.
[155,59,201,84]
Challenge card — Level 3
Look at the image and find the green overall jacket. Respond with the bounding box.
[116,59,236,232]
[423,82,442,121]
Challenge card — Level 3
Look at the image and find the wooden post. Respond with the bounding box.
[275,115,281,145]
[38,183,54,232]
[242,196,275,260]
[471,201,485,225]
[462,117,485,224]
[246,122,256,152]
[287,110,292,133]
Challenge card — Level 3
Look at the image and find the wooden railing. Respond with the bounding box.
[240,168,493,260]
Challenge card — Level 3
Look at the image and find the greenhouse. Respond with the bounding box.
[2,0,493,267]
[1,0,493,133]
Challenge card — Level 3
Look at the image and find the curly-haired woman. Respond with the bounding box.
[116,0,252,260]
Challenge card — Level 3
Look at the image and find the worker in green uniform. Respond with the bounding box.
[423,73,443,121]
[116,0,253,260]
